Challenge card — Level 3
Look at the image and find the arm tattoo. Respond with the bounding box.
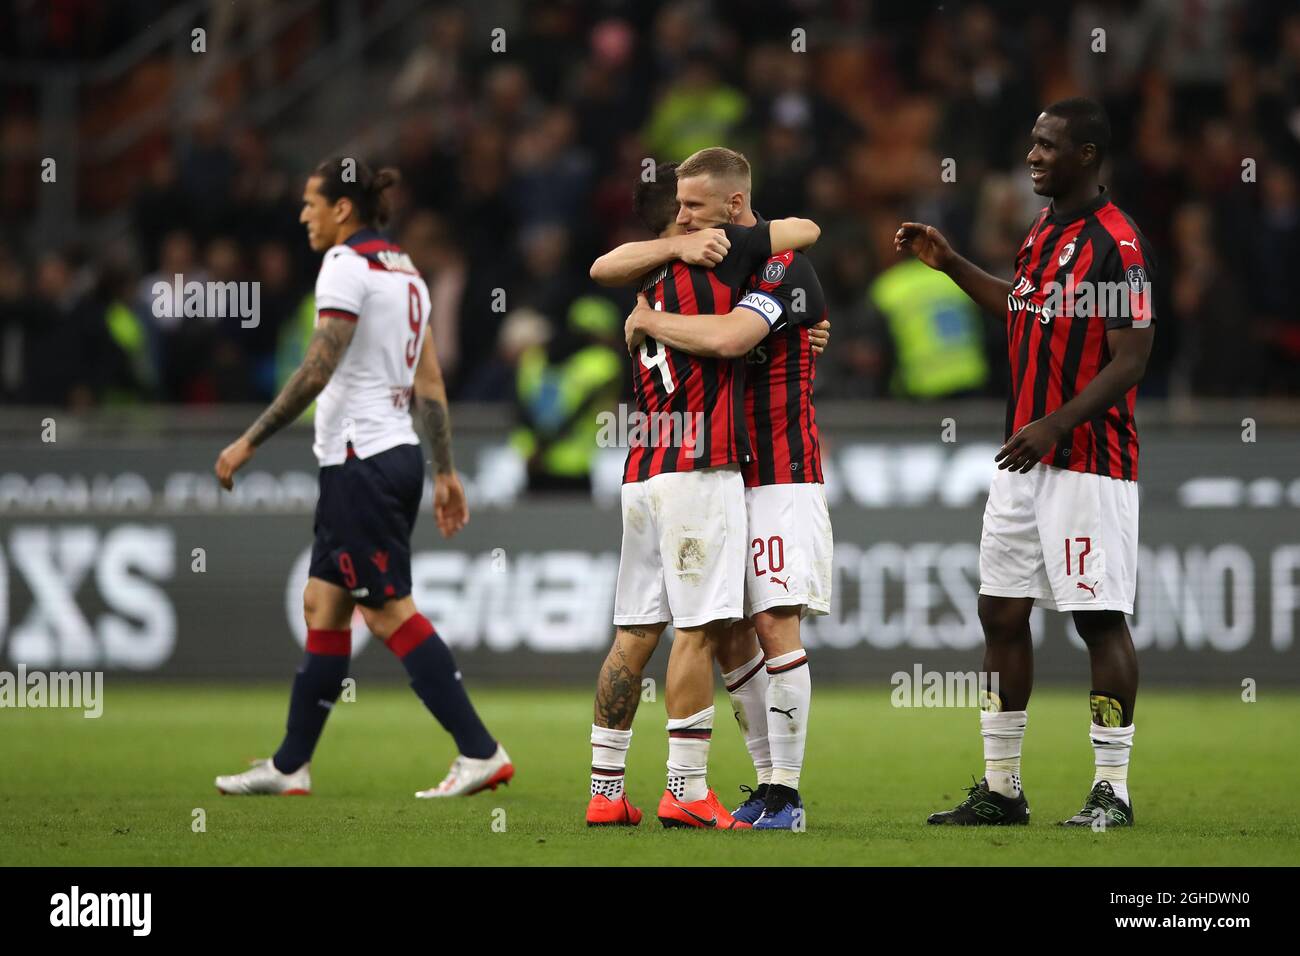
[414,395,455,475]
[246,317,356,447]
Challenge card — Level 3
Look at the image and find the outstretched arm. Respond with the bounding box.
[214,315,356,489]
[894,221,1009,317]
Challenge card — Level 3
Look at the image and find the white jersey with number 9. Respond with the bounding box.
[312,239,430,466]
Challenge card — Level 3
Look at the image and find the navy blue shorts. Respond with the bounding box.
[308,442,424,608]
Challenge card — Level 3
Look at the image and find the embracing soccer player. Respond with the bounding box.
[213,158,512,799]
[896,98,1154,827]
[624,147,831,830]
[583,161,822,829]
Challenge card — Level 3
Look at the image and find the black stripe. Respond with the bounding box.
[781,331,804,480]
[1051,239,1096,469]
[635,335,670,483]
[658,346,688,475]
[1008,224,1055,438]
[752,343,774,485]
[1091,415,1111,477]
[1028,232,1068,426]
[1114,399,1134,480]
[691,354,720,471]
[687,266,719,467]
[731,358,749,463]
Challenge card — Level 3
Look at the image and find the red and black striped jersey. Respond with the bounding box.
[1005,188,1155,480]
[738,249,825,487]
[623,221,774,483]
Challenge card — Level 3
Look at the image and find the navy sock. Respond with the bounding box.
[389,614,496,759]
[272,629,351,773]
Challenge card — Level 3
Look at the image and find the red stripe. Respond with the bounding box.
[668,729,713,738]
[351,239,399,254]
[800,326,818,480]
[318,308,358,322]
[766,655,808,674]
[708,271,733,466]
[1071,316,1106,468]
[726,656,767,692]
[306,628,352,656]
[626,278,668,482]
[674,260,698,315]
[1048,238,1095,465]
[386,613,434,658]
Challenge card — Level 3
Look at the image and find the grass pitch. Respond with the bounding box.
[2,683,1297,866]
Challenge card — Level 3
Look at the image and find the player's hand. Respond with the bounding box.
[675,228,729,268]
[625,292,653,354]
[214,436,255,491]
[894,222,954,272]
[809,318,831,355]
[996,416,1065,472]
[433,471,469,538]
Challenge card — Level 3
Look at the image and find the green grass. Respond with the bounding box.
[2,683,1298,866]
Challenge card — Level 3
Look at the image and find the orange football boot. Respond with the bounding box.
[586,793,643,826]
[657,788,751,829]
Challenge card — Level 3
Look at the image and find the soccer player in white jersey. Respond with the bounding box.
[213,158,511,798]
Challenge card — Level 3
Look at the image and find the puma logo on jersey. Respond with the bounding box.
[1077,581,1098,596]
[769,574,790,591]
[370,550,390,573]
[1119,238,1138,252]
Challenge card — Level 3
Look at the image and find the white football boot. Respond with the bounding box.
[216,758,311,795]
[415,745,514,798]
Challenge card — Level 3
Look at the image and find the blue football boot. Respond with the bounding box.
[753,784,804,830]
[731,784,769,825]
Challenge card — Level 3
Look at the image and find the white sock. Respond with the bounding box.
[666,706,713,802]
[765,649,810,790]
[722,651,772,786]
[590,725,631,800]
[1091,721,1134,805]
[981,709,1027,797]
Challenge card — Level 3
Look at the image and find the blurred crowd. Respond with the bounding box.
[2,0,1299,412]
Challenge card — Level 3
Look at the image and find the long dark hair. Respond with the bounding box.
[311,157,401,227]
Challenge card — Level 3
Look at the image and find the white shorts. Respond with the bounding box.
[979,465,1138,614]
[613,465,747,629]
[743,482,833,618]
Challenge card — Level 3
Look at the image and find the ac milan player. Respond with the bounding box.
[582,161,822,828]
[212,158,511,799]
[897,98,1154,828]
[625,147,831,830]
